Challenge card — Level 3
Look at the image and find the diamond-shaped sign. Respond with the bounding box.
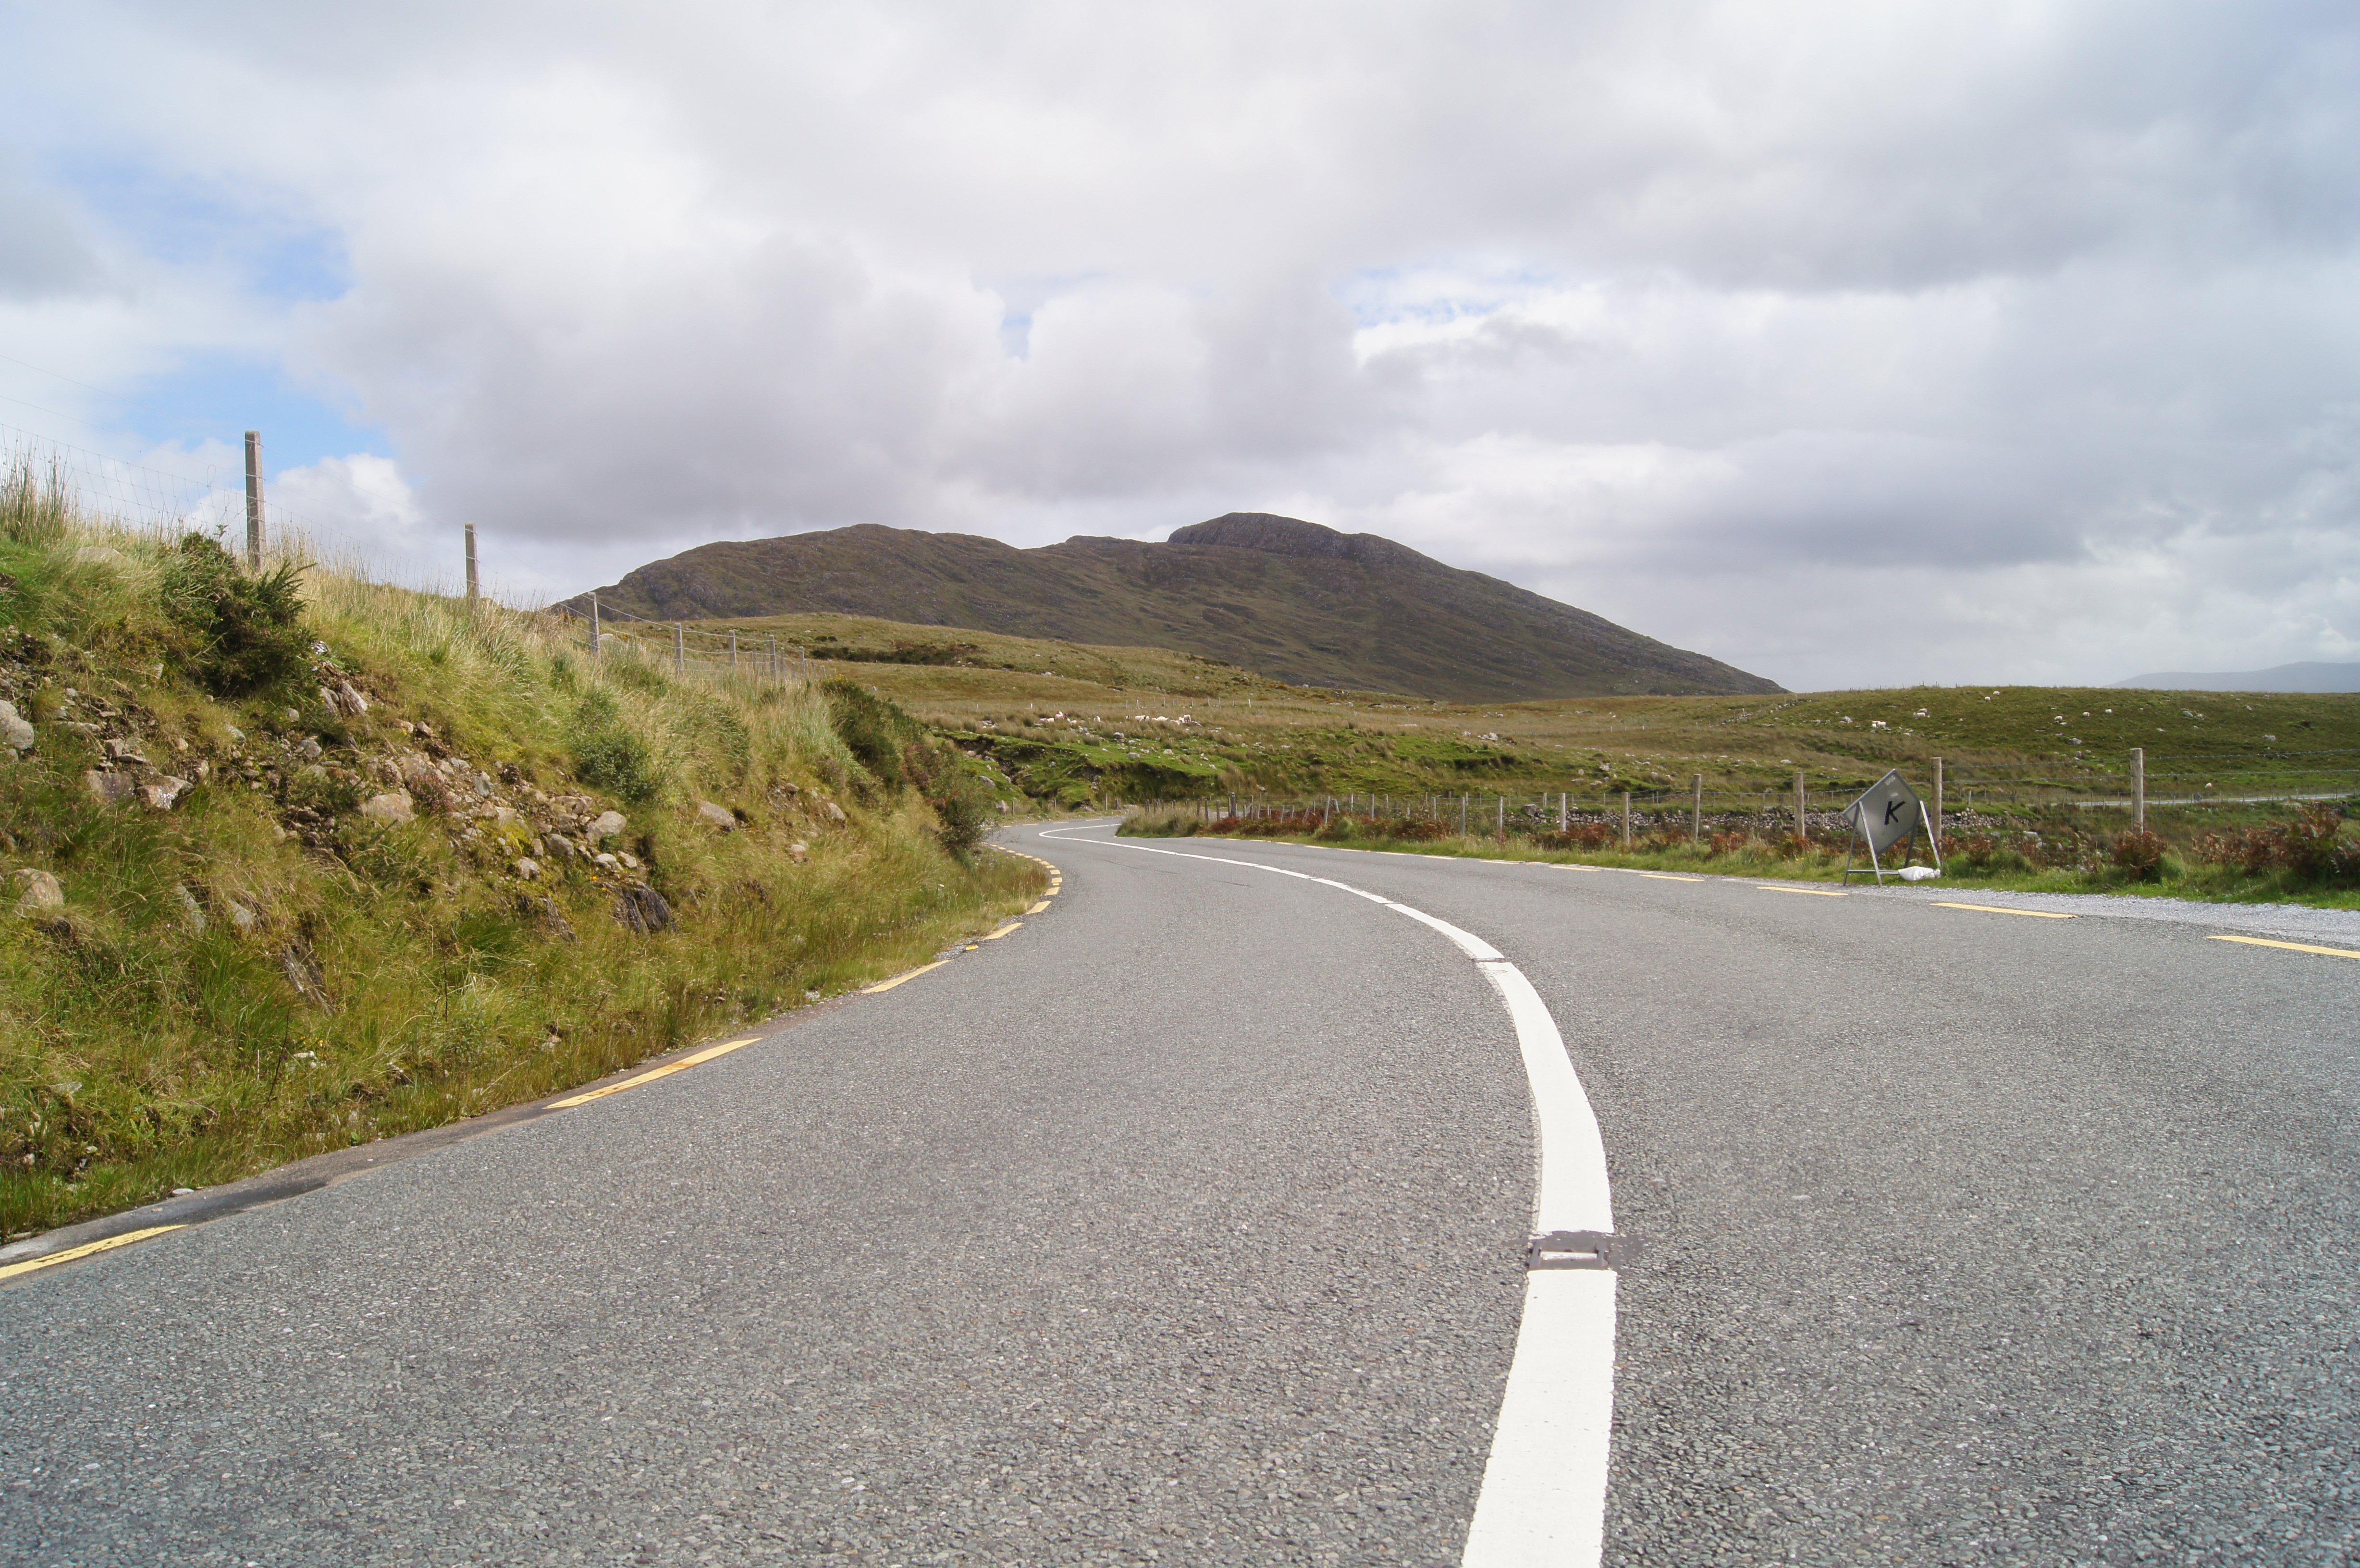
[1842,769,1926,857]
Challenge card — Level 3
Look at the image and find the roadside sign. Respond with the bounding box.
[1844,770,1923,856]
[1839,769,1942,883]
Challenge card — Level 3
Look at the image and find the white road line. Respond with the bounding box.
[1037,823,1617,1566]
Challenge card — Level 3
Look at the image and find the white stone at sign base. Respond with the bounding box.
[1896,865,1942,882]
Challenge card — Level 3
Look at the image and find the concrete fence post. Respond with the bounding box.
[1795,770,1807,842]
[464,522,478,612]
[1692,773,1704,843]
[673,623,685,674]
[1622,790,1633,848]
[2131,747,2145,830]
[243,430,264,569]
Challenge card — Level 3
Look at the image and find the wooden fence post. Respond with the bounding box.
[1622,790,1632,848]
[1692,773,1704,843]
[729,629,738,669]
[1795,770,1807,842]
[464,521,478,612]
[1932,756,1944,840]
[2131,747,2145,830]
[674,623,685,674]
[1460,792,1469,836]
[590,593,602,656]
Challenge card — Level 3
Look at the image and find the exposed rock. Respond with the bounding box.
[143,776,190,811]
[0,701,33,753]
[516,893,577,941]
[585,810,627,843]
[592,852,620,871]
[995,800,1010,813]
[176,884,207,932]
[616,850,643,871]
[84,770,137,807]
[614,882,675,934]
[227,901,259,933]
[330,680,370,716]
[820,799,847,824]
[787,840,810,864]
[513,857,541,881]
[296,736,323,760]
[359,792,415,824]
[696,800,738,831]
[12,869,63,915]
[103,738,150,766]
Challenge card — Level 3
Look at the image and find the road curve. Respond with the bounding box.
[3,821,2355,1566]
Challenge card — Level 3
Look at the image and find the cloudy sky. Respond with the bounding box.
[2,0,2356,690]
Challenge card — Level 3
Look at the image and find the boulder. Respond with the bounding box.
[513,857,541,881]
[12,869,63,916]
[585,810,627,844]
[696,800,738,831]
[614,882,675,934]
[226,901,259,933]
[820,799,847,824]
[787,840,810,864]
[0,702,34,753]
[84,770,137,807]
[143,776,190,811]
[359,792,415,824]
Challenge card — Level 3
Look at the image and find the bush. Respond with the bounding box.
[2110,828,2167,881]
[824,678,912,790]
[568,689,661,805]
[1706,829,1750,857]
[158,532,311,697]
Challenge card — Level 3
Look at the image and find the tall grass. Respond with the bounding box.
[0,503,1041,1239]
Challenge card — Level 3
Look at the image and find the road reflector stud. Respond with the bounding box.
[1524,1230,1639,1271]
[2209,934,2360,960]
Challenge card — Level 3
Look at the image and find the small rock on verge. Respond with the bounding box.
[84,771,137,807]
[696,800,738,831]
[586,810,627,844]
[359,791,415,825]
[12,869,63,916]
[0,702,33,753]
[143,776,190,811]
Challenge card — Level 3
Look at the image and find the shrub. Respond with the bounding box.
[2110,828,2167,881]
[1706,829,1749,857]
[567,689,661,804]
[2279,803,2352,881]
[158,532,311,697]
[824,678,913,790]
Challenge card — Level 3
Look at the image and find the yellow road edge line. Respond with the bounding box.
[548,1035,763,1108]
[0,1224,185,1284]
[1931,902,2076,919]
[2208,933,2360,960]
[980,922,1023,940]
[1640,873,1704,882]
[1757,885,1849,897]
[860,960,950,995]
[1027,901,1051,914]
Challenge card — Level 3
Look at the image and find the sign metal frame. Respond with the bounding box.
[1839,769,1944,884]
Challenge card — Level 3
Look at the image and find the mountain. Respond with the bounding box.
[2112,662,2360,693]
[570,513,1782,702]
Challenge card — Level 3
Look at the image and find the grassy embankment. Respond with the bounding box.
[680,611,2360,906]
[0,484,1041,1240]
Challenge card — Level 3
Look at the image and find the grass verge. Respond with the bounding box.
[0,507,1041,1240]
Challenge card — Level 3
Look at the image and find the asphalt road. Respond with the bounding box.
[4,823,2356,1566]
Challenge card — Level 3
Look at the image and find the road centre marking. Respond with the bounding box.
[2208,933,2360,960]
[1038,822,1616,1566]
[1758,885,1848,897]
[548,1036,763,1108]
[0,1224,185,1284]
[1931,902,2076,919]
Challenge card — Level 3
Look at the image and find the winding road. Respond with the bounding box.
[2,821,2355,1566]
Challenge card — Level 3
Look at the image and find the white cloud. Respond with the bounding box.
[1,0,2357,684]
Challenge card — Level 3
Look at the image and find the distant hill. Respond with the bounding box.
[2112,661,2360,693]
[570,513,1782,702]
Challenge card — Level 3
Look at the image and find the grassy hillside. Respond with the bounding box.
[0,490,1041,1240]
[576,514,1782,701]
